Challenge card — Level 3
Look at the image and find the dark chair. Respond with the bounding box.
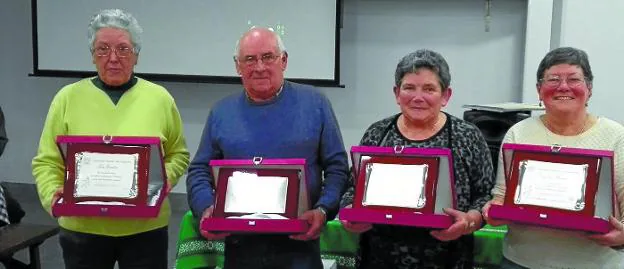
[0,183,58,269]
[0,223,60,269]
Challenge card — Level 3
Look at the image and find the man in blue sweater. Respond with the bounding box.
[186,27,349,269]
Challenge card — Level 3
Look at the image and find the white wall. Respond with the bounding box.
[555,1,624,124]
[520,0,624,122]
[0,0,526,193]
[520,0,553,103]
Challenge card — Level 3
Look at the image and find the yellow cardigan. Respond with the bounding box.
[32,77,189,236]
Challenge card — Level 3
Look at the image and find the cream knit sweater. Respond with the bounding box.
[492,116,624,268]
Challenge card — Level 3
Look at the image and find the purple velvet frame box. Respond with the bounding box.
[201,157,310,234]
[489,143,615,233]
[53,135,167,218]
[339,146,457,229]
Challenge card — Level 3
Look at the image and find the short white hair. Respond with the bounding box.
[233,27,287,60]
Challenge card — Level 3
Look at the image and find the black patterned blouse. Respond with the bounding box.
[341,112,495,269]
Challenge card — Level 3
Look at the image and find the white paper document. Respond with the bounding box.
[363,163,428,208]
[226,213,289,220]
[515,160,588,211]
[74,152,138,199]
[75,201,135,206]
[224,171,288,214]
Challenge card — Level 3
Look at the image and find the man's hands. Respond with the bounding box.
[199,206,230,240]
[290,208,326,241]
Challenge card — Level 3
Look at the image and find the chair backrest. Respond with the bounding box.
[0,183,25,224]
[0,106,7,157]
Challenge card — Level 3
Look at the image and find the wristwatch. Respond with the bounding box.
[316,206,328,217]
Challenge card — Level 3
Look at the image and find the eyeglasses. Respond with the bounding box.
[399,83,442,96]
[238,53,282,66]
[93,45,135,58]
[540,75,587,88]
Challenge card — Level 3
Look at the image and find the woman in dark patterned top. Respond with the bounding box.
[340,49,495,269]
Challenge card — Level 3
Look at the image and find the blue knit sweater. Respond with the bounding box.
[186,81,349,220]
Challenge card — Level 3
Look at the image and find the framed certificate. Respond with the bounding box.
[53,135,167,218]
[201,157,310,234]
[339,146,456,229]
[489,143,614,233]
[64,143,149,205]
[214,168,300,219]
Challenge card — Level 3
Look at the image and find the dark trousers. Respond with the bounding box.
[59,226,168,269]
[223,234,323,269]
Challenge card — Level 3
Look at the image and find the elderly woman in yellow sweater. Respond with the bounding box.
[31,9,189,269]
[483,47,624,268]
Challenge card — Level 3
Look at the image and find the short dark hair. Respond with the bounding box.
[394,49,451,91]
[536,47,593,84]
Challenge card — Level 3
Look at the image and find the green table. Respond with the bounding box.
[474,225,507,267]
[175,211,506,269]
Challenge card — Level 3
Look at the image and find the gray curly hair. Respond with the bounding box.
[87,9,143,54]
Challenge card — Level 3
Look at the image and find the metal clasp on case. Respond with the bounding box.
[252,157,263,166]
[539,213,547,219]
[385,214,393,219]
[248,220,256,226]
[550,144,562,153]
[101,207,109,214]
[393,145,405,154]
[102,135,113,144]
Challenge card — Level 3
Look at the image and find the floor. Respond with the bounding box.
[1,182,189,269]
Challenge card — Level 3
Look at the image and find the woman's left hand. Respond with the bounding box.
[430,208,481,241]
[587,216,624,247]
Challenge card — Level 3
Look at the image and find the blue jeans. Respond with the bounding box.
[224,234,323,269]
[499,257,529,269]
